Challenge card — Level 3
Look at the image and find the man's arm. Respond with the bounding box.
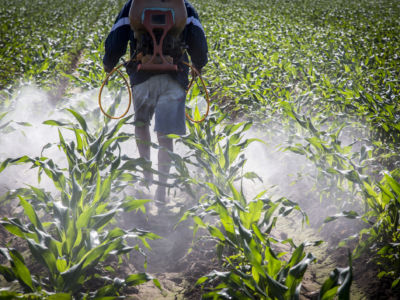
[103,0,133,73]
[184,1,208,72]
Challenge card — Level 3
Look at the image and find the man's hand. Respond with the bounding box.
[104,64,113,73]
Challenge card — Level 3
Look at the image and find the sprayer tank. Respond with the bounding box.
[129,0,187,38]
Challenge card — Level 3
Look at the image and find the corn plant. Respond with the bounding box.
[0,109,161,298]
[168,104,347,298]
[318,259,353,300]
[324,171,400,288]
[0,111,32,138]
[180,182,306,297]
[177,177,353,299]
[283,100,400,288]
[169,104,262,199]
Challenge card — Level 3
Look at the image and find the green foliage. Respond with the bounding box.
[172,105,352,299]
[319,255,353,300]
[1,0,399,296]
[358,172,400,287]
[191,0,399,289]
[198,0,400,143]
[0,111,32,137]
[0,110,159,298]
[0,0,126,91]
[183,188,315,299]
[169,104,262,199]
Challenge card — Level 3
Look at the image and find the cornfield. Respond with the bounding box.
[1,0,399,299]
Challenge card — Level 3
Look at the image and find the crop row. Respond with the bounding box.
[0,0,124,95]
[195,0,399,289]
[0,105,354,299]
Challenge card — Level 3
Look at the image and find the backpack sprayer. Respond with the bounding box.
[99,0,210,123]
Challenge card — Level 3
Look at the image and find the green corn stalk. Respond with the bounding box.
[0,109,161,297]
[325,171,400,288]
[184,184,352,299]
[172,110,354,298]
[169,104,263,198]
[319,254,353,300]
[182,182,347,299]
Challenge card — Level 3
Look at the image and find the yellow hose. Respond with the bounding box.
[182,61,210,123]
[98,63,132,120]
[98,61,210,122]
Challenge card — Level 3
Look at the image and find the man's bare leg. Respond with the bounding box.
[135,124,153,183]
[155,133,173,202]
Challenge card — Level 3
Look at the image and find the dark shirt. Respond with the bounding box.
[103,0,208,89]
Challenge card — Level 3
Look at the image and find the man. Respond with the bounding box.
[103,0,208,203]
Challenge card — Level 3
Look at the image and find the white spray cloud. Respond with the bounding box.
[0,86,62,193]
[244,131,312,198]
[0,85,127,193]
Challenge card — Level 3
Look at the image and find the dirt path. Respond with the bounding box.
[115,188,218,299]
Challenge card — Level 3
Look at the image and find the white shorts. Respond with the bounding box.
[132,74,186,135]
